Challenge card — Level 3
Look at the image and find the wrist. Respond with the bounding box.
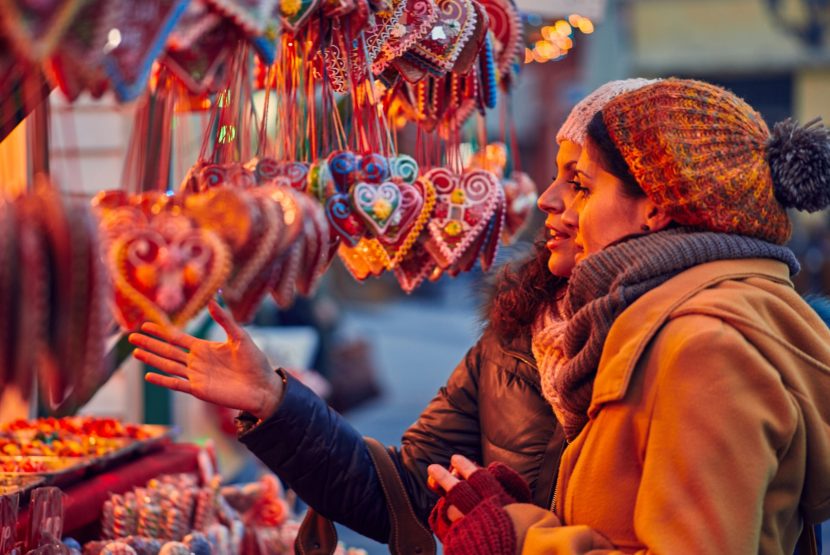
[252,368,287,421]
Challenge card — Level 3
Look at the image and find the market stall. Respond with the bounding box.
[0,0,594,552]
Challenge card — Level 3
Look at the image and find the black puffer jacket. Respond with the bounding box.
[239,327,566,543]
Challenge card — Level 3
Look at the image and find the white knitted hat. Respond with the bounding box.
[556,78,662,146]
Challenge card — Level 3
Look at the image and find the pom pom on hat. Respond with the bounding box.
[556,78,661,146]
[767,117,830,212]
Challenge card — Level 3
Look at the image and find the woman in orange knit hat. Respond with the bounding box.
[429,78,830,554]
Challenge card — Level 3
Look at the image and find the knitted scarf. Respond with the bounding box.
[533,228,800,441]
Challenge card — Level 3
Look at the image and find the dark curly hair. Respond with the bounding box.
[486,240,566,342]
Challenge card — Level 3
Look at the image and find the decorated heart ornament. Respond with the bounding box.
[371,0,438,74]
[382,176,436,268]
[327,150,361,192]
[198,163,257,190]
[110,220,231,330]
[479,0,521,81]
[359,153,391,184]
[163,19,236,95]
[393,235,437,293]
[275,161,310,192]
[307,159,336,201]
[389,154,420,184]
[101,0,190,102]
[451,0,488,74]
[351,182,402,236]
[295,193,333,296]
[426,167,500,268]
[404,0,477,75]
[325,192,366,247]
[222,195,287,323]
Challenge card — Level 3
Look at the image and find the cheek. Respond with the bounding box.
[581,196,643,251]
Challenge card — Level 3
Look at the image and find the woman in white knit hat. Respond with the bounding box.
[128,80,657,548]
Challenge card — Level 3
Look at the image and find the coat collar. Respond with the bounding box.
[588,258,794,414]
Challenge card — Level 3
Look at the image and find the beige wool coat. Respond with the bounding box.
[504,258,830,554]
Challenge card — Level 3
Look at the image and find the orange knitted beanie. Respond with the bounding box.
[600,78,830,245]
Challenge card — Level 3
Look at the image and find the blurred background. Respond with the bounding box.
[1,0,828,551]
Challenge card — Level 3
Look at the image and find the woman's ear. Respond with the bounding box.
[644,201,672,232]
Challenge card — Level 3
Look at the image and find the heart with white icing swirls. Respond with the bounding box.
[425,167,500,268]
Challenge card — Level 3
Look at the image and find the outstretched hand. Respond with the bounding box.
[129,300,284,420]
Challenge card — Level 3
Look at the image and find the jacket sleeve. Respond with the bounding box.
[393,333,488,525]
[237,373,392,542]
[501,316,796,554]
[238,335,489,543]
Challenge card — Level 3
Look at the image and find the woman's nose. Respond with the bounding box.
[562,202,579,230]
[537,182,564,214]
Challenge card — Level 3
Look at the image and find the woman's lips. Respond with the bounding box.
[546,227,570,250]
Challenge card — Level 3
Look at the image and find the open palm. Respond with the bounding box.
[129,300,284,420]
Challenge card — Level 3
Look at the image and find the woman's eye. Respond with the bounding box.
[568,180,589,196]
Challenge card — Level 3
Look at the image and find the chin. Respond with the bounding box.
[547,256,573,279]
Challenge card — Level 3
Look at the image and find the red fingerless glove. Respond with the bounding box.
[428,463,531,553]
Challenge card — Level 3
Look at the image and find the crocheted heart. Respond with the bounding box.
[48,0,111,101]
[295,193,333,296]
[479,0,520,78]
[351,182,402,236]
[426,167,500,268]
[275,161,310,192]
[363,0,409,70]
[307,159,336,201]
[452,0,488,74]
[371,0,438,74]
[279,0,320,33]
[0,0,86,63]
[110,220,231,330]
[163,19,235,95]
[224,195,287,323]
[101,0,190,101]
[394,235,437,293]
[184,187,279,310]
[254,156,281,184]
[389,154,420,184]
[377,178,426,245]
[405,0,477,75]
[382,176,436,268]
[359,153,391,184]
[325,192,366,247]
[199,163,257,190]
[328,150,361,192]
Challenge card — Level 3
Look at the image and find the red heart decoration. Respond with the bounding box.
[479,0,521,81]
[382,176,436,268]
[325,192,366,247]
[295,193,333,296]
[163,19,236,95]
[425,167,500,268]
[110,217,231,330]
[378,179,425,245]
[452,0,488,74]
[393,236,437,293]
[404,0,477,75]
[275,161,310,192]
[351,181,403,237]
[101,0,190,101]
[371,0,438,73]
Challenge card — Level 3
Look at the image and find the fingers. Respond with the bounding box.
[140,322,196,350]
[133,349,188,378]
[450,454,479,480]
[128,332,189,364]
[145,372,192,395]
[428,464,460,494]
[446,505,463,522]
[208,300,244,342]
